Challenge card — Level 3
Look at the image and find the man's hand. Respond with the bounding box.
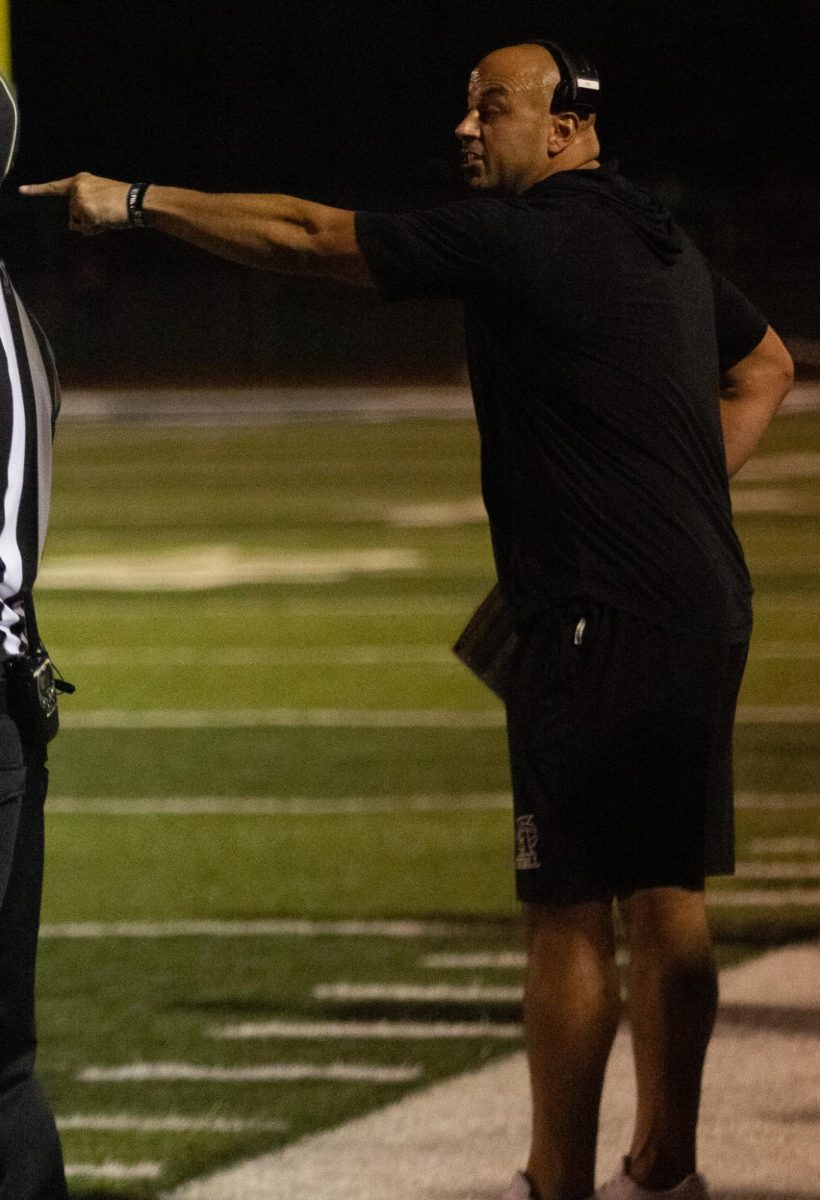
[20,173,130,234]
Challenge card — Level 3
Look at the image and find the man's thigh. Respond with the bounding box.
[505,603,748,904]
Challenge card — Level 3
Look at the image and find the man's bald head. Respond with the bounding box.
[455,41,600,195]
[470,43,562,116]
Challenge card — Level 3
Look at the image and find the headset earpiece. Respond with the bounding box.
[531,39,600,116]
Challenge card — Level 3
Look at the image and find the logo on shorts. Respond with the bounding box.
[515,815,541,870]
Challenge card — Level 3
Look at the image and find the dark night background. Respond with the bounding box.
[4,0,820,385]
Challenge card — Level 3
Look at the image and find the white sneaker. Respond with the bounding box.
[501,1172,537,1200]
[596,1161,709,1200]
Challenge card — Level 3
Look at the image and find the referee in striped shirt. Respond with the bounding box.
[0,73,69,1196]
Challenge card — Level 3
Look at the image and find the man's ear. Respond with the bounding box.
[547,112,580,152]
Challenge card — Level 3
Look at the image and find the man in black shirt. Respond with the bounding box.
[23,39,793,1200]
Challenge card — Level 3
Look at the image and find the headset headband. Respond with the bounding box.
[531,39,600,115]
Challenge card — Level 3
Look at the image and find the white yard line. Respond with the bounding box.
[55,705,820,729]
[421,953,526,970]
[736,792,819,810]
[210,1020,522,1041]
[44,792,818,816]
[419,950,631,970]
[735,861,820,880]
[59,708,506,730]
[748,836,820,854]
[58,1114,288,1133]
[314,983,523,1004]
[65,1161,162,1180]
[60,645,455,667]
[706,887,820,906]
[166,944,820,1200]
[46,792,511,816]
[38,547,423,591]
[42,641,820,666]
[79,1063,421,1084]
[751,642,820,660]
[38,918,476,940]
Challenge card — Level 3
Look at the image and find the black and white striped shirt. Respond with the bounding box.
[0,262,59,661]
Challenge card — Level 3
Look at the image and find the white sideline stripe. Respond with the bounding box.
[707,888,820,907]
[46,792,511,816]
[59,708,506,730]
[63,645,455,667]
[58,1113,288,1133]
[65,1161,162,1181]
[314,983,523,1004]
[79,1062,421,1084]
[55,705,820,729]
[38,918,474,940]
[735,861,820,880]
[211,1020,522,1041]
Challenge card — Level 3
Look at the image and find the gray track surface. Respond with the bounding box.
[61,382,820,424]
[168,942,820,1200]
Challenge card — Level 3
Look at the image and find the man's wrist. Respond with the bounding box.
[126,182,151,228]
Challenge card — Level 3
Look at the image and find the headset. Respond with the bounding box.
[531,40,600,116]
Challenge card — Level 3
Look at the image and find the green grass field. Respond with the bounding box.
[28,405,820,1196]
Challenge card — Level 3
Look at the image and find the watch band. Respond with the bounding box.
[126,182,151,228]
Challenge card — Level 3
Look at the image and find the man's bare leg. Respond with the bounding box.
[618,887,718,1190]
[523,898,621,1200]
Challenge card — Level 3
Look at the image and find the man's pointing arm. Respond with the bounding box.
[20,174,373,286]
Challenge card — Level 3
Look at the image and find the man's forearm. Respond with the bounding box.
[720,327,794,478]
[20,174,371,284]
[142,187,348,274]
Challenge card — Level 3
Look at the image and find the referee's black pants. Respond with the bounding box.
[0,689,68,1198]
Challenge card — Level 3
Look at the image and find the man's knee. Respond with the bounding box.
[617,886,711,948]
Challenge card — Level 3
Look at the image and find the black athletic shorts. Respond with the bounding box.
[505,600,749,904]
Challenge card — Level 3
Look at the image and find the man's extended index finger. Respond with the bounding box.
[18,178,76,197]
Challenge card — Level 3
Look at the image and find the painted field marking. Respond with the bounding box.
[730,488,819,515]
[42,641,820,667]
[735,861,820,880]
[57,1114,288,1133]
[314,983,523,1004]
[37,546,423,591]
[210,1020,521,1041]
[419,949,631,970]
[706,888,820,907]
[39,918,477,940]
[751,642,820,660]
[65,1161,162,1181]
[55,706,820,730]
[748,836,820,854]
[421,953,526,970]
[61,645,455,668]
[79,1062,421,1084]
[44,792,818,816]
[735,793,819,810]
[59,708,505,730]
[46,792,511,816]
[737,451,820,479]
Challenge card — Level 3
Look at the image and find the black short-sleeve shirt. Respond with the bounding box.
[355,163,767,641]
